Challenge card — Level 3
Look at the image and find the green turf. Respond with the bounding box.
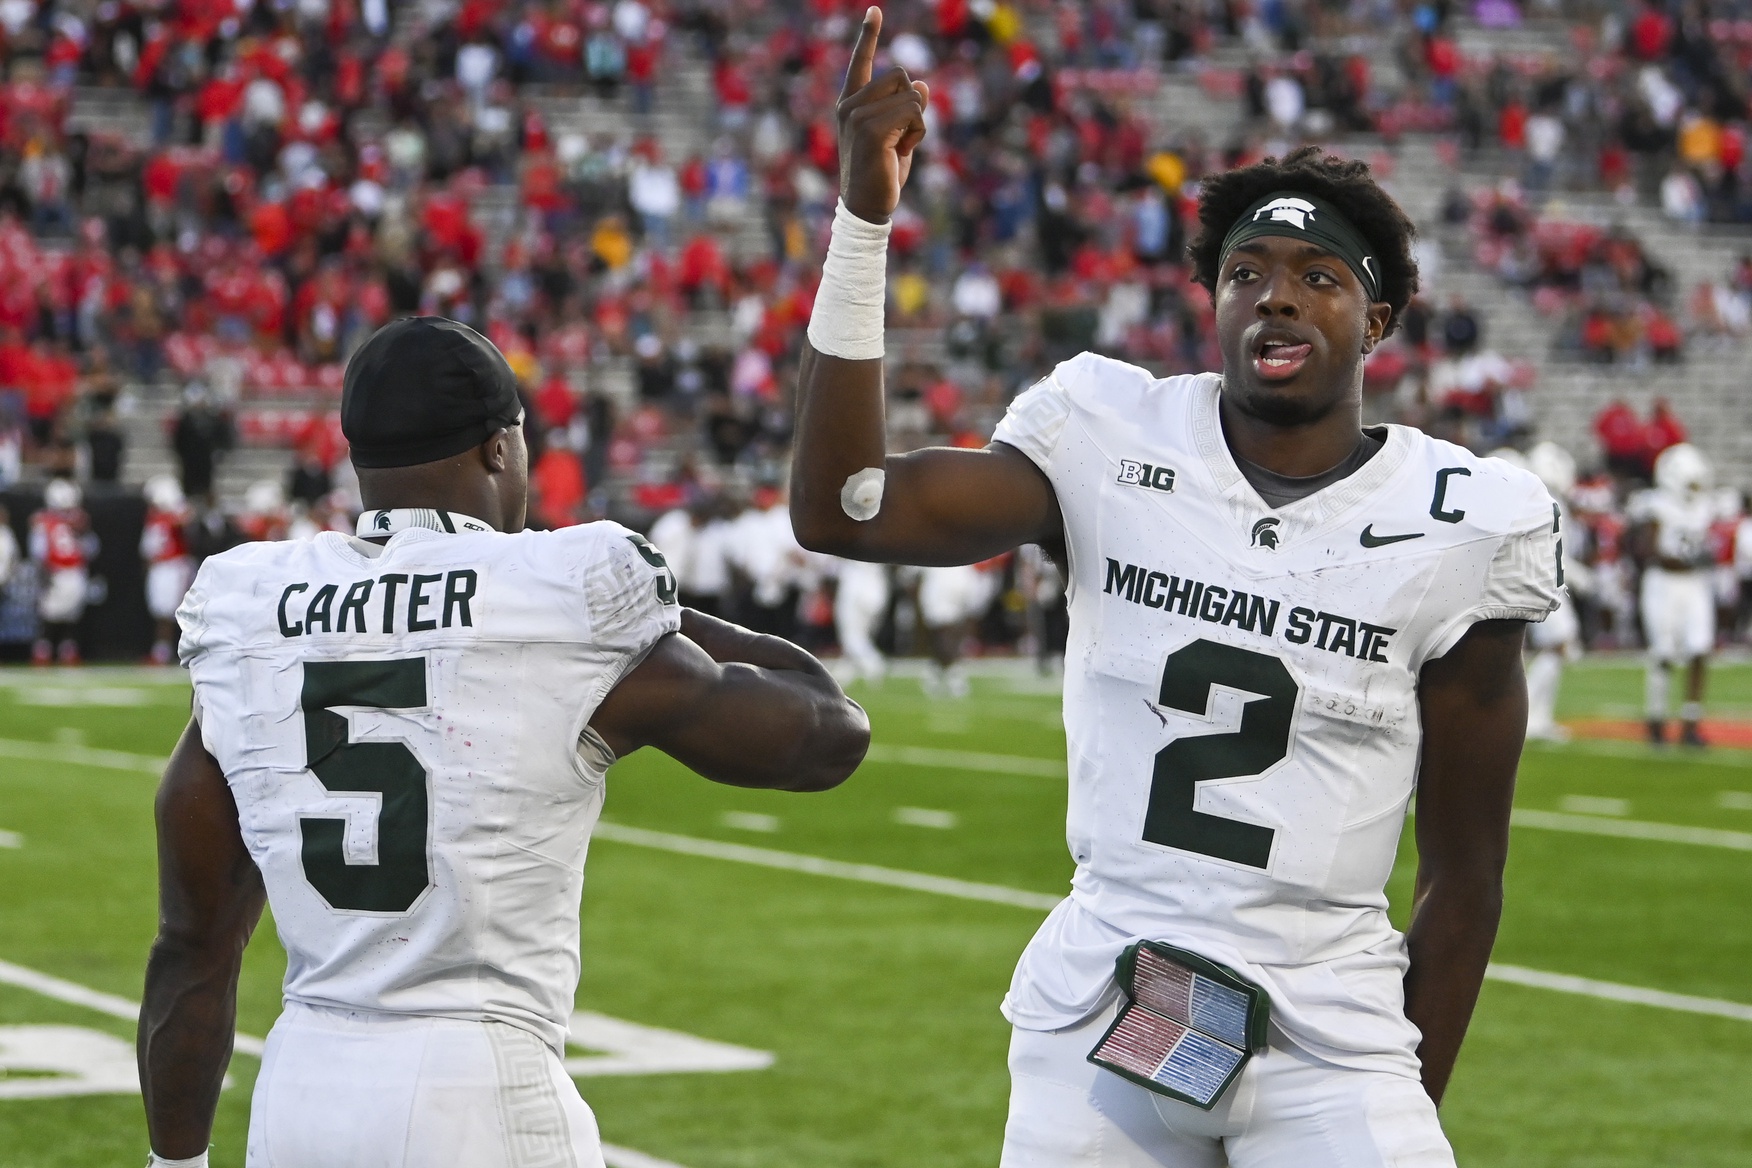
[1556,654,1752,721]
[0,662,1748,1166]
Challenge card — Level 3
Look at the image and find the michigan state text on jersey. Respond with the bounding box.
[137,318,869,1168]
[792,19,1559,1164]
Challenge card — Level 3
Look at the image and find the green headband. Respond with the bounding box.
[1219,191,1381,303]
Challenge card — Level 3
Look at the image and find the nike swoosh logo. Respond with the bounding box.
[1360,525,1425,548]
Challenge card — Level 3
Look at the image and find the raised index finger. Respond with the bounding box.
[840,6,883,102]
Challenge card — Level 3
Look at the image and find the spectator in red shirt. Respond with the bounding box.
[1595,398,1647,482]
[1645,398,1688,469]
[1629,2,1672,60]
[533,369,577,432]
[531,435,587,528]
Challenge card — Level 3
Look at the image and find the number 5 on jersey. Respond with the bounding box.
[300,659,432,914]
[1142,640,1298,870]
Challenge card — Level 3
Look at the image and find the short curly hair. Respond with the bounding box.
[1188,147,1419,335]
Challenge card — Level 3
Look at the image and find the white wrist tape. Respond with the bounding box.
[148,1153,209,1168]
[807,199,891,361]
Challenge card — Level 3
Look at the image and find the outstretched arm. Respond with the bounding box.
[1405,618,1527,1105]
[139,717,266,1160]
[590,608,870,791]
[789,7,1060,565]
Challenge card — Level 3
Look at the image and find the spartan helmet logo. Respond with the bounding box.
[374,510,393,531]
[1250,517,1282,550]
[1253,197,1318,231]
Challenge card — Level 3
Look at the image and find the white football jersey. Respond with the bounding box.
[178,517,680,1053]
[1627,487,1715,565]
[727,504,804,606]
[991,355,1560,1072]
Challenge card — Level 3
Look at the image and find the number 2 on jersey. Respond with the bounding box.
[1142,640,1298,869]
[300,659,431,913]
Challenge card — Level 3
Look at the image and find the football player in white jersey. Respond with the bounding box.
[834,556,891,683]
[1628,442,1717,746]
[787,12,1559,1165]
[1496,443,1585,742]
[137,317,870,1168]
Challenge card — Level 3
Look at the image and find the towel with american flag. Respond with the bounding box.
[1086,940,1272,1110]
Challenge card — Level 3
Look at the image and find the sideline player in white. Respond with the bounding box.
[0,503,16,592]
[1494,444,1584,742]
[727,489,806,638]
[137,317,870,1168]
[834,556,891,683]
[29,478,92,665]
[141,475,196,665]
[1629,442,1717,746]
[789,13,1560,1164]
[917,560,1000,697]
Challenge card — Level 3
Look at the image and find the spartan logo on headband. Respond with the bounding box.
[1253,197,1318,231]
[1222,190,1383,302]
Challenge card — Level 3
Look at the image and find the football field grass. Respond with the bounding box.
[0,656,1748,1167]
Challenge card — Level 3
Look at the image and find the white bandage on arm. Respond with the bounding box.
[148,1152,210,1167]
[840,467,886,521]
[806,200,892,360]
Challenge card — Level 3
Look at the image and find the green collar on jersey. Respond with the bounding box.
[356,508,495,537]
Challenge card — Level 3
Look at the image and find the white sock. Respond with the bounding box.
[1645,662,1671,720]
[1526,651,1562,731]
[1680,700,1704,724]
[945,663,970,698]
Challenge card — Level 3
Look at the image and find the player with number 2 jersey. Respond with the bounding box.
[991,353,1557,1077]
[791,13,1559,1165]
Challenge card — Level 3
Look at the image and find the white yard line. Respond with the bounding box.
[593,826,1752,1023]
[0,958,264,1056]
[861,743,1066,778]
[1510,809,1752,851]
[0,737,166,775]
[6,735,1749,853]
[1524,737,1752,767]
[600,1145,691,1168]
[592,823,1062,910]
[0,957,695,1167]
[1484,964,1752,1022]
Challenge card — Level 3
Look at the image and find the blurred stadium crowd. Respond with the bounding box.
[0,0,1751,665]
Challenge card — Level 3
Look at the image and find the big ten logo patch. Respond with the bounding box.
[1118,460,1176,493]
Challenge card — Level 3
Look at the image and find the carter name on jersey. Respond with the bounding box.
[276,569,480,637]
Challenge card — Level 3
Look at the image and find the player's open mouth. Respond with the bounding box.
[1253,341,1312,380]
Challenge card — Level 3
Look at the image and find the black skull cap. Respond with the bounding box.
[342,316,523,469]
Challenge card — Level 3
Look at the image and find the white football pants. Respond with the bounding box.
[835,572,888,681]
[919,564,993,628]
[247,1002,605,1168]
[1641,568,1713,662]
[37,567,86,623]
[146,558,195,621]
[1000,1004,1455,1168]
[1525,649,1564,737]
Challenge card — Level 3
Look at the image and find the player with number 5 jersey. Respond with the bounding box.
[137,317,869,1168]
[790,10,1560,1166]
